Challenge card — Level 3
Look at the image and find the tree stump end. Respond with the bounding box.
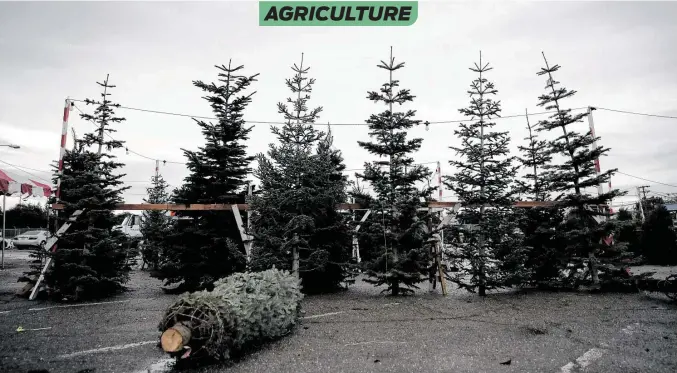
[161,323,192,353]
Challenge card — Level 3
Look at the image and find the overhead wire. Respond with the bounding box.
[595,107,677,120]
[0,159,51,183]
[615,171,677,189]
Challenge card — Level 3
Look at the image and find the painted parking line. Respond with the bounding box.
[558,322,641,372]
[302,311,345,319]
[57,340,157,359]
[29,299,131,311]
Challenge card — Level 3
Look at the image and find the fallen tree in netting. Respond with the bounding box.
[158,268,304,363]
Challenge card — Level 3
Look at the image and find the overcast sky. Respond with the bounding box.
[1,0,676,212]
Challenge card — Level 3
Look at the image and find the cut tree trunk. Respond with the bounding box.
[161,322,193,353]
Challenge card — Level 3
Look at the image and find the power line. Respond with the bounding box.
[0,159,51,183]
[595,107,677,120]
[615,171,677,188]
[1,164,52,174]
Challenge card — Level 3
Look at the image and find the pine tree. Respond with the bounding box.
[641,205,677,265]
[19,75,132,301]
[535,52,625,286]
[616,208,642,257]
[515,109,566,287]
[249,55,352,293]
[140,169,171,271]
[3,204,48,229]
[155,61,258,292]
[355,47,434,295]
[517,109,552,201]
[443,52,524,296]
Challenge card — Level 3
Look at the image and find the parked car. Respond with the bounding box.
[12,230,51,250]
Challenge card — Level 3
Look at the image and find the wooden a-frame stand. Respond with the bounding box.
[30,201,550,300]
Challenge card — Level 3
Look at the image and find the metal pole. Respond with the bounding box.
[637,187,646,223]
[54,98,72,254]
[56,98,72,202]
[2,194,6,269]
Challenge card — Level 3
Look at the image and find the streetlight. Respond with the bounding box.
[0,144,20,149]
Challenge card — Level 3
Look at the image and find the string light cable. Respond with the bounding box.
[70,98,591,127]
[72,103,186,165]
[68,99,677,190]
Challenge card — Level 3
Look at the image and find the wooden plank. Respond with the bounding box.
[231,204,253,262]
[29,209,85,300]
[50,200,564,211]
[50,203,250,211]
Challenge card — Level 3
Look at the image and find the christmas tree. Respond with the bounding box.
[443,52,524,296]
[155,61,258,292]
[249,55,352,293]
[19,75,132,301]
[515,109,566,287]
[641,205,677,265]
[535,52,625,286]
[140,167,171,271]
[355,47,434,295]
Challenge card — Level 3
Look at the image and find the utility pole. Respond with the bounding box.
[638,185,650,201]
[637,186,647,222]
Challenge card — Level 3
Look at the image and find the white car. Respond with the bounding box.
[12,230,51,250]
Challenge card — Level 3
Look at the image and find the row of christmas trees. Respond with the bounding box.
[20,50,624,301]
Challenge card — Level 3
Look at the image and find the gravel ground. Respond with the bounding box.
[1,250,676,373]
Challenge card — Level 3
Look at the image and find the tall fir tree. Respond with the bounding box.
[155,62,258,292]
[19,75,132,301]
[355,48,434,295]
[140,168,171,271]
[515,109,567,287]
[249,55,352,293]
[535,52,625,286]
[517,109,551,201]
[443,52,524,296]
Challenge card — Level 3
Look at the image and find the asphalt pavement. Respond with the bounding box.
[1,250,676,373]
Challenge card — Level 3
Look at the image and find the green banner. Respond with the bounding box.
[259,1,418,26]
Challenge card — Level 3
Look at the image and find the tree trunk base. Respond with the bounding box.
[161,322,193,353]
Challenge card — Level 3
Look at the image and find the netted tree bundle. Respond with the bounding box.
[158,268,304,362]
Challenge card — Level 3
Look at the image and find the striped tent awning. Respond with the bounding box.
[0,168,53,197]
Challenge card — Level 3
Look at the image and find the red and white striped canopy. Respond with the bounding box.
[0,168,52,197]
